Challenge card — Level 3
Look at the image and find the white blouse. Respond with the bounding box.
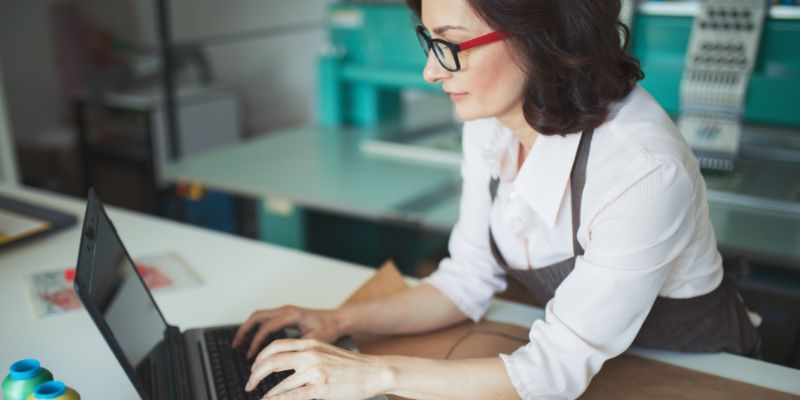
[424,85,725,399]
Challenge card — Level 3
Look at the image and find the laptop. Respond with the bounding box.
[74,189,298,399]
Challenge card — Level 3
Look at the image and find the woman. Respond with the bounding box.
[236,0,761,398]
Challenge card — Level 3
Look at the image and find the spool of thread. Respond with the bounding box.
[2,359,54,400]
[27,381,80,400]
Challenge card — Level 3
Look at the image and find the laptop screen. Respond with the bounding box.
[75,194,168,387]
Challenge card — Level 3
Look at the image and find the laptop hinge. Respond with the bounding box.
[164,325,192,400]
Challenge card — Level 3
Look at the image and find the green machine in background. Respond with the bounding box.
[318,1,800,128]
[634,2,800,127]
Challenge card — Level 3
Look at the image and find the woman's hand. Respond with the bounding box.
[246,338,393,400]
[232,306,345,358]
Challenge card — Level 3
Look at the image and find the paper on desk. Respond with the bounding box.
[25,252,202,318]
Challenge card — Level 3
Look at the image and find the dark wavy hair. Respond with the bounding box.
[407,0,644,135]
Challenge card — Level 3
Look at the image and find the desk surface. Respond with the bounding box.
[168,123,462,230]
[1,185,799,398]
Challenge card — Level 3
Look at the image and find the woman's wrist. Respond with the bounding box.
[331,305,357,337]
[379,355,407,395]
[379,355,456,398]
[374,356,520,399]
[380,355,446,397]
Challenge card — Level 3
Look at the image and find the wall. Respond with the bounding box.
[81,0,334,135]
[0,0,65,147]
[162,0,334,134]
[0,0,333,153]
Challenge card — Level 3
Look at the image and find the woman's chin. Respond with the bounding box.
[453,105,484,122]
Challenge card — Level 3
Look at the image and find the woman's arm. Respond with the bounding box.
[246,339,520,400]
[385,356,520,400]
[336,282,469,336]
[233,283,470,357]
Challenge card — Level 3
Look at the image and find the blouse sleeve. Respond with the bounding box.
[500,159,697,399]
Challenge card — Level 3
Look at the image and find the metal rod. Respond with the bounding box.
[155,0,184,221]
[156,0,180,160]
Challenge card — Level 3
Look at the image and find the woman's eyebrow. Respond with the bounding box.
[432,24,469,35]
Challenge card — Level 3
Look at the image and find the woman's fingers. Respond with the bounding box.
[247,339,389,400]
[232,312,262,348]
[232,309,277,348]
[262,384,321,400]
[245,352,293,391]
[253,338,321,365]
[247,344,320,391]
[234,306,340,351]
[262,367,320,398]
[247,313,302,358]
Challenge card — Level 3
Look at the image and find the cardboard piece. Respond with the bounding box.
[342,261,529,360]
[343,262,798,399]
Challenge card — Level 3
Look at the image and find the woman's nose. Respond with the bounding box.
[423,50,451,83]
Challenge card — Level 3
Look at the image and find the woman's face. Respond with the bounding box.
[420,0,527,123]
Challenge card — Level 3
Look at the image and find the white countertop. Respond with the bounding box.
[1,184,798,398]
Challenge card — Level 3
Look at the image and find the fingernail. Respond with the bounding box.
[245,381,253,391]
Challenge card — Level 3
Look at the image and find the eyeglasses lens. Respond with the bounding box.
[416,30,431,55]
[433,42,457,71]
[416,27,459,71]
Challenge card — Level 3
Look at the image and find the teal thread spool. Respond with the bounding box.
[2,359,54,400]
[27,381,80,400]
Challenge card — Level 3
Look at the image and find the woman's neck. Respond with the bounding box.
[498,107,538,156]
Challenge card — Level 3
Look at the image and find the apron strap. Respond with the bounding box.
[489,129,594,258]
[569,129,594,256]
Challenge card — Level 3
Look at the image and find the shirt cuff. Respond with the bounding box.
[422,270,490,322]
[500,350,569,400]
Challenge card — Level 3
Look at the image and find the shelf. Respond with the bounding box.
[639,2,800,20]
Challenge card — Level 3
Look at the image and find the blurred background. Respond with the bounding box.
[0,0,799,368]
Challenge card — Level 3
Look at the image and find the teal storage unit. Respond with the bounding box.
[258,198,307,250]
[319,4,436,127]
[327,4,424,70]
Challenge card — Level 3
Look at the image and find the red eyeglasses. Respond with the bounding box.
[416,25,508,72]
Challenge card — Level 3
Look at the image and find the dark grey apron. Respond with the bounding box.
[488,129,762,357]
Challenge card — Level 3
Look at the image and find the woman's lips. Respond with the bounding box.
[449,92,468,102]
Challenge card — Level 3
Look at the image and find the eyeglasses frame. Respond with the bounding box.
[416,25,508,72]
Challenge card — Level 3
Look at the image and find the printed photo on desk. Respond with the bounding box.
[24,252,202,318]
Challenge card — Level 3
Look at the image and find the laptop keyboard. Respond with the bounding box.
[204,326,292,400]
